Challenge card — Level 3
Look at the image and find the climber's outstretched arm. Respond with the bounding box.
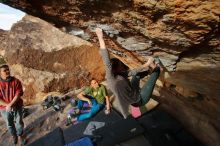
[96,28,114,79]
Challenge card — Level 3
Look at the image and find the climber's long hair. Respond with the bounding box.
[111,58,129,77]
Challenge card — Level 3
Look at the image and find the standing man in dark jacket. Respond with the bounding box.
[0,64,26,145]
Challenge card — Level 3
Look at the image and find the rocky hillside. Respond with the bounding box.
[1,0,220,146]
[0,15,105,104]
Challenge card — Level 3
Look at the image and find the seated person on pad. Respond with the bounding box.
[73,79,110,122]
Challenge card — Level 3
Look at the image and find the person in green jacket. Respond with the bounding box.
[74,79,110,121]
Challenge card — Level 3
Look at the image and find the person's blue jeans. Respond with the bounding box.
[0,107,24,136]
[77,97,104,121]
[131,67,160,106]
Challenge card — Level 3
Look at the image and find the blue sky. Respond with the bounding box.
[0,3,25,30]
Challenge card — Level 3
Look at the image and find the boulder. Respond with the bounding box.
[1,0,220,145]
[0,15,105,105]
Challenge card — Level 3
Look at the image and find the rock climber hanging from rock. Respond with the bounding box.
[95,28,163,118]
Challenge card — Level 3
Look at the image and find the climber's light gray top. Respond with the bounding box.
[100,49,149,118]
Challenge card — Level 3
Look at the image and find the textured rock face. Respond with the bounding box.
[0,15,105,105]
[2,0,220,145]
